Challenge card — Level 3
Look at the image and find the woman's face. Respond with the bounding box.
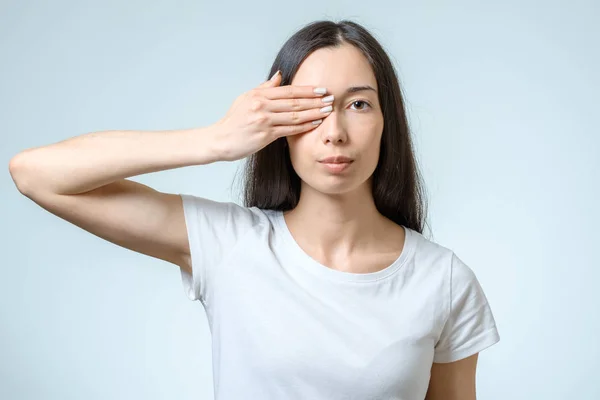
[288,43,384,196]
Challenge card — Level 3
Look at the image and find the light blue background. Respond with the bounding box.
[2,0,598,399]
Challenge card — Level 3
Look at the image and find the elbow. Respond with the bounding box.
[9,151,36,196]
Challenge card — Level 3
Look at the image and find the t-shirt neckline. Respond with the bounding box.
[274,210,416,283]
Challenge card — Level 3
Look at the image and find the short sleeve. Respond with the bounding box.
[178,193,260,303]
[433,252,500,363]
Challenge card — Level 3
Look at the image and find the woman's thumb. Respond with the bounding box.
[259,70,281,88]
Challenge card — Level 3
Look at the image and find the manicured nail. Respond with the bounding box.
[320,105,332,113]
[270,70,280,81]
[312,119,323,125]
[321,95,334,103]
[313,87,327,95]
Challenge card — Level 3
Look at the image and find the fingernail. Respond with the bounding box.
[321,95,334,103]
[320,105,332,113]
[313,87,327,95]
[270,70,280,81]
[312,119,323,125]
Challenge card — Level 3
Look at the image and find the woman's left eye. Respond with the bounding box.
[349,100,371,111]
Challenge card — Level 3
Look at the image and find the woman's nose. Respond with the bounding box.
[320,111,348,144]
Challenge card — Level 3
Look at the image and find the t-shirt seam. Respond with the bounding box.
[180,194,203,302]
[442,251,454,336]
[434,325,500,360]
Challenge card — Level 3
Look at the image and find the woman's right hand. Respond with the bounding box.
[212,70,334,162]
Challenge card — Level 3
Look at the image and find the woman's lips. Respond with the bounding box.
[319,160,353,173]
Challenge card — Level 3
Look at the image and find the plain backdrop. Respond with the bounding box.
[1,0,598,399]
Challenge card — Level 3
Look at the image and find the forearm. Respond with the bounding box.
[9,126,221,196]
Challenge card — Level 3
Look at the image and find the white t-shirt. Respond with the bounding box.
[179,194,500,400]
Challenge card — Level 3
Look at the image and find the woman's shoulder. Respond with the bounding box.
[408,228,484,289]
[407,227,454,259]
[407,228,467,275]
[179,193,275,230]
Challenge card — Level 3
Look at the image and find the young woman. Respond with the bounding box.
[9,20,499,400]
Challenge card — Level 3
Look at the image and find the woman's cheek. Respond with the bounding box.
[347,113,384,139]
[288,140,312,172]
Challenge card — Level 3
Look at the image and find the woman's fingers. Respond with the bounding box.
[269,105,333,126]
[265,95,334,112]
[253,74,334,132]
[271,119,325,138]
[262,84,328,100]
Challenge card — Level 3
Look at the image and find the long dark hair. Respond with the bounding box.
[237,19,428,235]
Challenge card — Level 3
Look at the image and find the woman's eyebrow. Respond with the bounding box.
[345,85,377,95]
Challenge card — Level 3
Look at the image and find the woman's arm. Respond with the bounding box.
[9,127,220,196]
[425,354,479,400]
[8,127,221,270]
